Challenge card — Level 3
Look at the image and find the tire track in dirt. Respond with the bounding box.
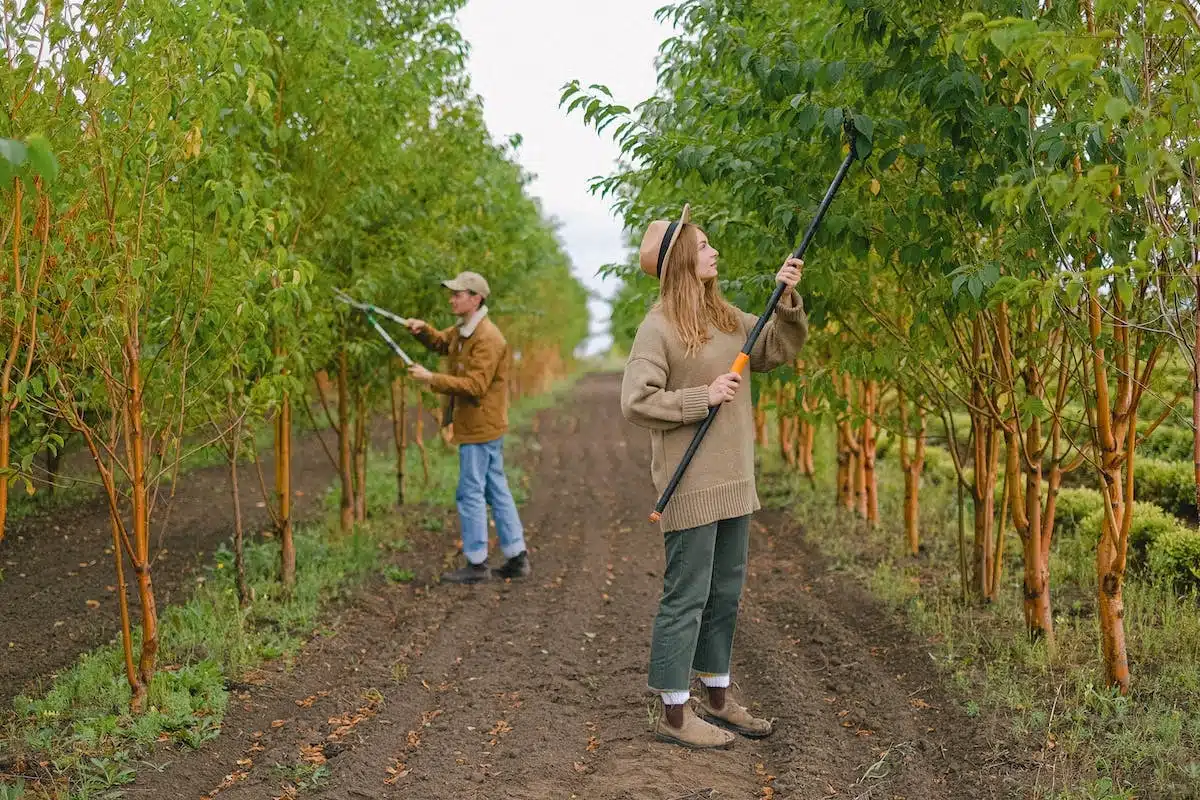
[122,373,1032,799]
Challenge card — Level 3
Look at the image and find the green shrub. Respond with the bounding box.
[1053,488,1106,536]
[1079,501,1187,563]
[1138,423,1193,463]
[1148,528,1200,590]
[1135,458,1196,518]
[922,447,959,486]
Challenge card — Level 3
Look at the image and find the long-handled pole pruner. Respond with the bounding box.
[333,289,416,367]
[649,124,860,524]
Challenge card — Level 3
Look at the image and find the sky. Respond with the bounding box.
[455,1,675,356]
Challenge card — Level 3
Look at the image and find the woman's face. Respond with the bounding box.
[694,229,719,281]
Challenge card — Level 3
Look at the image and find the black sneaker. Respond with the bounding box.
[492,551,532,580]
[440,561,490,584]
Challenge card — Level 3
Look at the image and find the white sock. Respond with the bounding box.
[661,690,690,706]
[699,674,730,688]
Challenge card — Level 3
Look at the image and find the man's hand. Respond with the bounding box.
[406,319,427,335]
[409,364,433,383]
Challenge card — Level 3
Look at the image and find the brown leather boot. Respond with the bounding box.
[696,684,774,739]
[652,699,736,749]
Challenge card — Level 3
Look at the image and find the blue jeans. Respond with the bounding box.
[457,437,526,565]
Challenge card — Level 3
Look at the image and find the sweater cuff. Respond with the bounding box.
[775,291,806,322]
[681,386,711,424]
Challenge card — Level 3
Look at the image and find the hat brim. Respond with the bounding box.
[640,203,691,280]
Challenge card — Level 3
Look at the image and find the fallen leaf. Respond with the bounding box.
[384,758,410,785]
[299,744,326,765]
[271,719,286,728]
[85,599,100,609]
[572,761,588,774]
[586,736,600,752]
[910,698,932,710]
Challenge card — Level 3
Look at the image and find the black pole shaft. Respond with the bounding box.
[650,146,857,523]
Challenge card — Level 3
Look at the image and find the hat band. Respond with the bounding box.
[656,221,680,277]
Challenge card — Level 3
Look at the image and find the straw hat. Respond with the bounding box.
[638,204,691,280]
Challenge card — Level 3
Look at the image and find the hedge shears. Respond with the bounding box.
[333,289,415,367]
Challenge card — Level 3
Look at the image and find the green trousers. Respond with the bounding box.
[648,515,751,693]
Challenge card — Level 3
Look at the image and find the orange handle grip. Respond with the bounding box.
[731,352,750,375]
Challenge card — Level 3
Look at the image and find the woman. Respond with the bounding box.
[621,204,807,749]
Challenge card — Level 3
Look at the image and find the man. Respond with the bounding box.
[406,271,531,584]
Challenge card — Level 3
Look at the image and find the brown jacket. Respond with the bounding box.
[416,308,510,445]
[621,292,808,532]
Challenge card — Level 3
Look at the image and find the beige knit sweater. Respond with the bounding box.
[621,292,808,532]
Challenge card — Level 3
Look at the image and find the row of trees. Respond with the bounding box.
[1,0,587,709]
[571,0,1200,693]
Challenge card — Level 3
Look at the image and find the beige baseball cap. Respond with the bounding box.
[441,271,490,299]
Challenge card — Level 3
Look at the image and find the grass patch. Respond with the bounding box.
[1,378,571,799]
[4,513,407,798]
[4,479,99,525]
[760,422,1200,799]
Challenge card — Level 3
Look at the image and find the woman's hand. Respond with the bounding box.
[406,319,427,335]
[776,258,804,292]
[707,372,742,407]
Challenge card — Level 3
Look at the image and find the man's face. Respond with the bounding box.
[449,289,482,316]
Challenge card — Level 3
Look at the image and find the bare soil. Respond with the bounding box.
[111,373,1033,800]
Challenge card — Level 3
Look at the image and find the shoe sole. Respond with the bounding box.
[653,731,735,750]
[698,711,775,739]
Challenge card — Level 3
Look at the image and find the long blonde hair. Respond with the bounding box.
[656,224,739,356]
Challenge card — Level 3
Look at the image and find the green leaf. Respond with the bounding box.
[851,113,874,142]
[25,134,58,182]
[793,104,819,132]
[0,138,28,168]
[1103,96,1130,123]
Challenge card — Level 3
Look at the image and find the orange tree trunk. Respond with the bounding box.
[337,347,354,532]
[898,389,925,556]
[777,385,797,466]
[799,394,817,476]
[229,409,249,608]
[0,181,48,543]
[1088,291,1142,693]
[968,321,1001,603]
[861,380,878,525]
[124,328,158,693]
[414,391,430,483]
[277,390,295,587]
[1194,274,1200,515]
[353,389,367,522]
[391,374,406,507]
[754,388,769,448]
[107,505,140,702]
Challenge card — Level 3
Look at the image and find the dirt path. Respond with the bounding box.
[120,373,1030,799]
[0,408,438,709]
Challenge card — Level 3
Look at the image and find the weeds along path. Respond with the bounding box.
[0,410,438,710]
[124,373,1031,799]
